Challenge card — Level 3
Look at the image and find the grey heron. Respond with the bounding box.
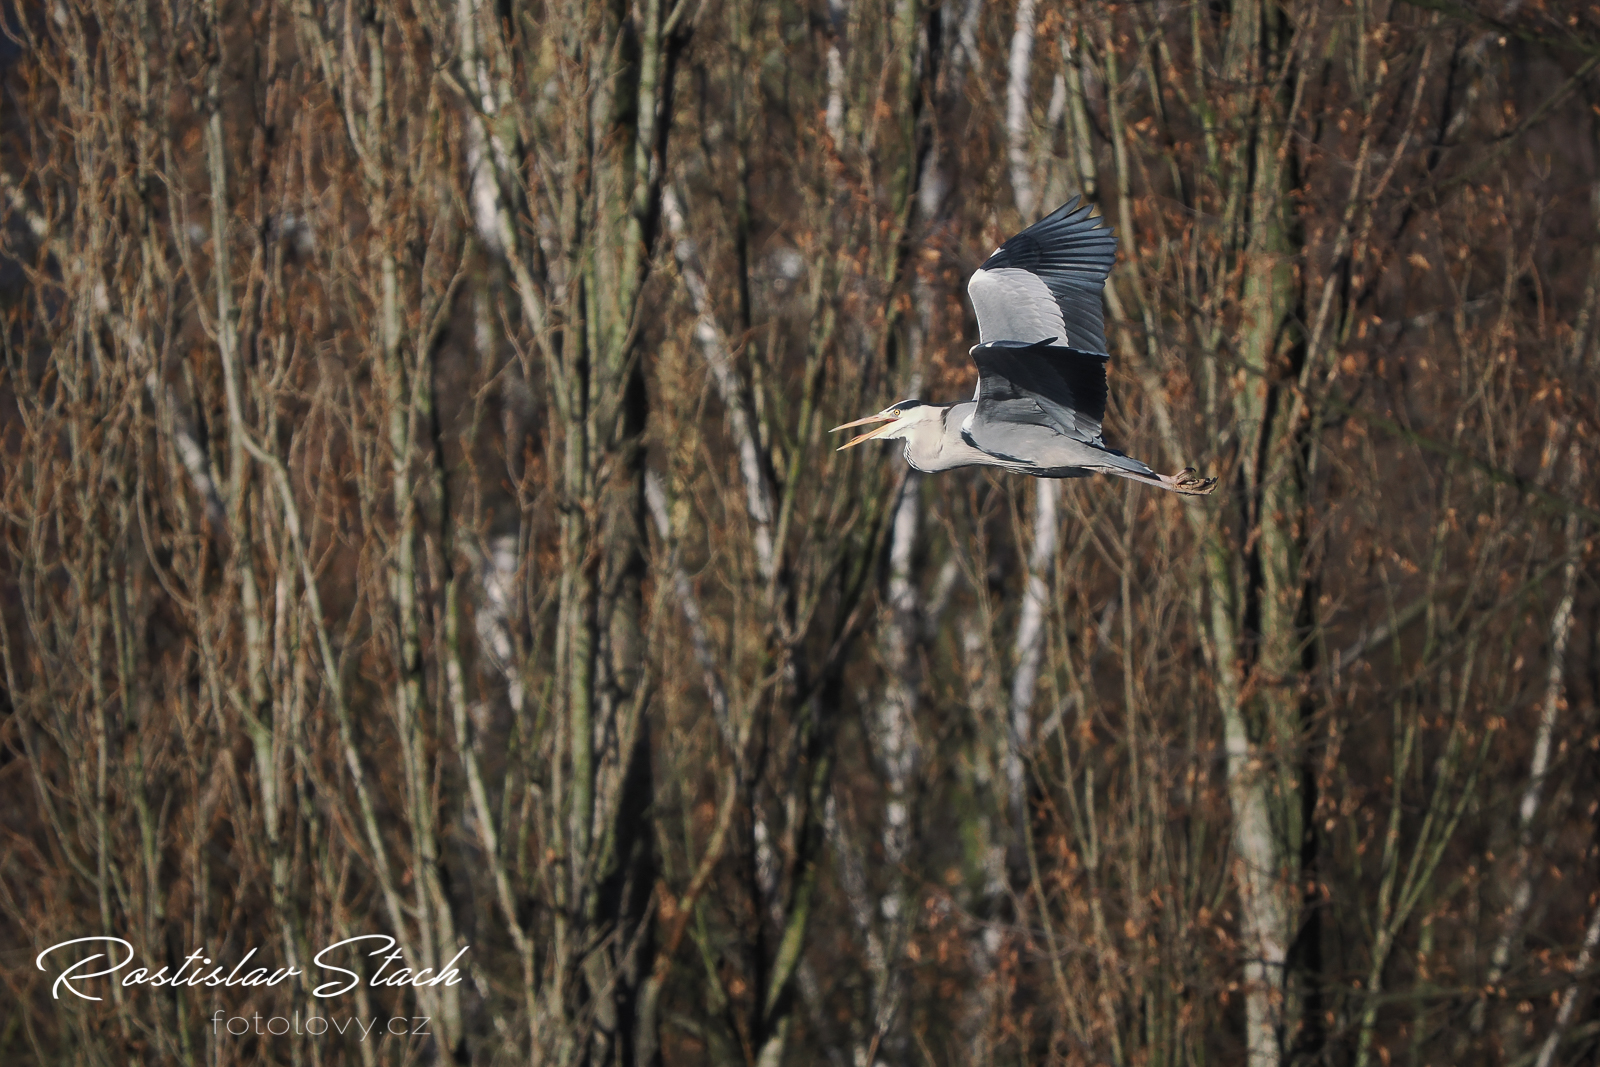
[832,198,1216,496]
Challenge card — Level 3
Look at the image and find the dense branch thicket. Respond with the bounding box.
[2,0,1598,1065]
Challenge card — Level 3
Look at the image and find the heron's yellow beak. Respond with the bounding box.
[830,412,899,450]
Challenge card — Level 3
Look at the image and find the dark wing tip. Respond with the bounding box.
[974,199,1118,354]
[979,197,1117,277]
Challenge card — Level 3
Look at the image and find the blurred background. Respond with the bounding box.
[1,0,1598,1064]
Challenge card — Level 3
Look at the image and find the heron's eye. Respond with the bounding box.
[891,408,901,417]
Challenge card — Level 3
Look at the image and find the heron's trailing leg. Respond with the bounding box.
[1093,465,1218,496]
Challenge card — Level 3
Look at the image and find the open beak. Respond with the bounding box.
[830,412,898,450]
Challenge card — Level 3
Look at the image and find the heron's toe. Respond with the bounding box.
[1171,468,1217,495]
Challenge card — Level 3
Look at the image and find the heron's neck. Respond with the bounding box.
[903,403,990,472]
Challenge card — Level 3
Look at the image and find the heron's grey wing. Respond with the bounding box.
[966,197,1117,352]
[969,340,1108,445]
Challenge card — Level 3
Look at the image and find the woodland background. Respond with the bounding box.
[2,0,1599,1064]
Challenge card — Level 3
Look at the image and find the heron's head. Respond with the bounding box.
[830,400,939,450]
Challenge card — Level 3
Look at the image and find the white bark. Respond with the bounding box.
[1534,899,1600,1067]
[457,0,508,253]
[1064,35,1099,197]
[162,398,226,528]
[1535,199,1600,1062]
[473,533,524,717]
[1046,69,1066,136]
[644,471,733,747]
[1004,0,1039,217]
[6,134,225,530]
[846,469,925,1067]
[825,0,849,145]
[662,185,778,584]
[958,615,1008,1066]
[1224,731,1294,1067]
[879,475,922,869]
[824,793,889,981]
[660,182,794,1043]
[1005,478,1057,831]
[465,120,504,254]
[999,0,1051,848]
[952,0,985,88]
[1477,450,1583,1032]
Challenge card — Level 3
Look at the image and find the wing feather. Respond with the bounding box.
[969,340,1108,446]
[966,197,1116,353]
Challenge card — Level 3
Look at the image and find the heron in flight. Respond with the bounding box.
[832,199,1215,495]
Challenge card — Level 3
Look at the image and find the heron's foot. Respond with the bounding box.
[1165,467,1218,496]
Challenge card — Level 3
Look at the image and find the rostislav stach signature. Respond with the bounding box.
[37,934,469,1001]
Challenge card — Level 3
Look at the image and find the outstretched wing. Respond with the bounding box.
[966,197,1116,353]
[969,339,1108,446]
